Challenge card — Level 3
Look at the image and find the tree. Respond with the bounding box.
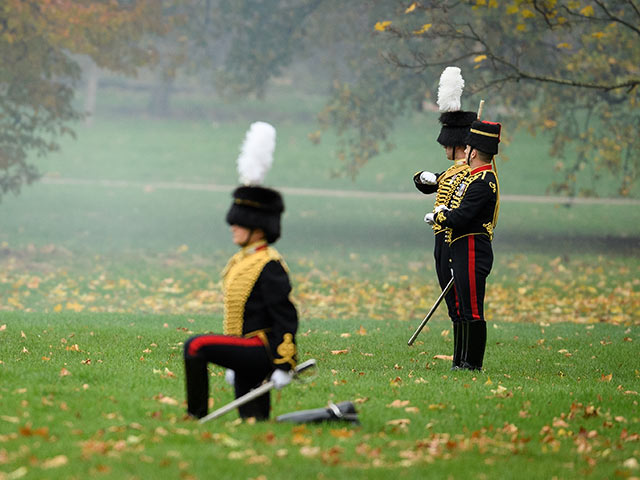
[0,0,165,201]
[343,0,640,196]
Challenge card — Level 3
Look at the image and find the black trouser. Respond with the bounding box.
[434,233,464,367]
[433,233,460,323]
[183,335,272,419]
[450,235,493,369]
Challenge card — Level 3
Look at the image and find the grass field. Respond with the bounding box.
[0,91,638,479]
[1,313,638,479]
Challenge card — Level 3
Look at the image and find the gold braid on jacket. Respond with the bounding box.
[222,241,284,336]
[432,161,469,235]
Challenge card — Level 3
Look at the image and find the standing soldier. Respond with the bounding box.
[426,119,501,371]
[183,122,298,420]
[413,66,477,369]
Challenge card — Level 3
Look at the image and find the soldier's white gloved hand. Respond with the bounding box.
[270,369,292,390]
[434,204,451,214]
[225,369,235,386]
[419,171,437,185]
[424,212,436,225]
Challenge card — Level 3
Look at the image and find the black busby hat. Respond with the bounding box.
[226,186,284,243]
[436,67,477,147]
[466,120,501,155]
[225,121,284,243]
[437,111,478,147]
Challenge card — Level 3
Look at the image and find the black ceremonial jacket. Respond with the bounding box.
[222,240,298,370]
[434,164,499,244]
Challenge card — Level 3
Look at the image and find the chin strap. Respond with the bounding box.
[240,229,255,248]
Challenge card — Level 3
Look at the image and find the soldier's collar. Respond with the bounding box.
[240,240,268,256]
[454,158,467,167]
[470,164,493,175]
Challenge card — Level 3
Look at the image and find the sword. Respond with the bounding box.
[199,358,317,424]
[407,276,454,346]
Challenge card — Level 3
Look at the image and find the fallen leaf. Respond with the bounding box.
[154,394,179,406]
[433,355,453,361]
[386,400,410,408]
[331,349,349,355]
[299,446,320,457]
[386,418,411,426]
[330,428,355,438]
[41,455,68,469]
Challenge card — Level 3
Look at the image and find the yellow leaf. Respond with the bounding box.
[53,304,63,313]
[413,23,432,34]
[580,5,594,16]
[405,2,417,13]
[591,31,605,39]
[374,21,392,32]
[474,55,487,63]
[556,43,571,49]
[485,376,493,385]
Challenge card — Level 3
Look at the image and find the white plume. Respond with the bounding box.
[236,121,276,185]
[437,66,465,112]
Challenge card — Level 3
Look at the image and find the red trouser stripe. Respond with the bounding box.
[187,334,263,357]
[468,236,480,320]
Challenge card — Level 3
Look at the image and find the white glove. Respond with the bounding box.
[434,204,450,214]
[419,171,437,185]
[225,369,235,386]
[424,212,435,225]
[270,369,292,390]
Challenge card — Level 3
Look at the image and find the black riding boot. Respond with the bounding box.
[461,320,486,371]
[451,322,464,370]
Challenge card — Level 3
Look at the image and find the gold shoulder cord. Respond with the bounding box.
[223,247,282,336]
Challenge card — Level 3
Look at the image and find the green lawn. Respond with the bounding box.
[0,313,638,479]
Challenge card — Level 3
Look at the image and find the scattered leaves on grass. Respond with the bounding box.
[2,249,638,324]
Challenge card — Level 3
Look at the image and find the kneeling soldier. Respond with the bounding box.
[184,122,298,420]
